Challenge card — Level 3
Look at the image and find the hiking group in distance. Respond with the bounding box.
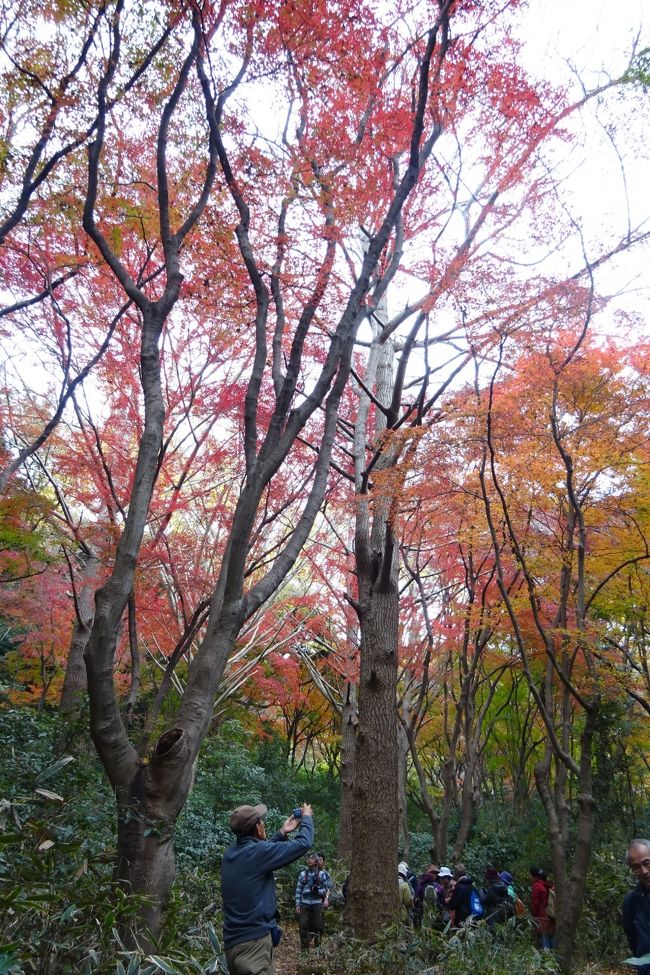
[219,802,650,975]
[394,860,554,946]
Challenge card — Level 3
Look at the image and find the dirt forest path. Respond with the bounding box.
[273,922,328,975]
[273,923,300,975]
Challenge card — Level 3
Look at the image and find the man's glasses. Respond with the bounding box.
[630,858,650,873]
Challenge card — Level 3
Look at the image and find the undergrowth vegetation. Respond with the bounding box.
[0,706,643,974]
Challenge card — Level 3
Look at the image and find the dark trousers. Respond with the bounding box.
[298,903,323,949]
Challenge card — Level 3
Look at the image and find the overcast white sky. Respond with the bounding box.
[514,0,650,326]
[521,0,647,77]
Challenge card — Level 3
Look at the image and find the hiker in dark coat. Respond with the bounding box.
[482,867,514,925]
[221,802,313,975]
[447,863,478,925]
[623,839,650,975]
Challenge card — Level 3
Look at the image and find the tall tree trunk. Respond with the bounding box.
[346,583,400,937]
[338,679,357,861]
[438,755,456,861]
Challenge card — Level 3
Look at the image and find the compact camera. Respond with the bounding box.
[293,807,302,819]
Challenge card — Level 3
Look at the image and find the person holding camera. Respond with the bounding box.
[221,802,313,975]
[295,851,329,951]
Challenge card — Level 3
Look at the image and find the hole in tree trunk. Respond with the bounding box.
[154,727,183,757]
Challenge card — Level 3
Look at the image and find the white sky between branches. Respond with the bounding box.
[516,0,650,323]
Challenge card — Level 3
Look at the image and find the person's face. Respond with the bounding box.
[629,844,650,888]
[255,818,267,840]
[308,854,318,868]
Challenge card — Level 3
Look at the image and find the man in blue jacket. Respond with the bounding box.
[221,801,313,975]
[623,838,650,975]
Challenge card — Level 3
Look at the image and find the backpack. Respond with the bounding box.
[470,888,484,917]
[546,887,556,920]
[424,883,438,905]
[499,887,515,919]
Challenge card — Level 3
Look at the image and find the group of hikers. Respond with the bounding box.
[396,860,555,946]
[218,802,650,975]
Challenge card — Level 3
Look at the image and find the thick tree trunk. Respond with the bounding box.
[338,680,357,861]
[113,726,196,946]
[346,586,400,938]
[451,767,474,860]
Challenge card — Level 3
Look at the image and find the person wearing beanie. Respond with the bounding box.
[221,802,313,974]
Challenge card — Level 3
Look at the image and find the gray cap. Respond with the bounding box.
[229,803,267,833]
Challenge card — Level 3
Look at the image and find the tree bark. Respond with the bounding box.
[113,727,195,946]
[536,707,598,972]
[397,716,410,861]
[338,680,357,861]
[345,324,402,936]
[60,549,100,712]
[346,583,400,937]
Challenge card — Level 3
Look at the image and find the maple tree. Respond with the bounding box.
[1,0,649,954]
[472,327,650,968]
[306,0,650,938]
[0,0,477,940]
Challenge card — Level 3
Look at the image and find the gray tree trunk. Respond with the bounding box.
[338,680,357,861]
[60,549,100,712]
[397,714,410,861]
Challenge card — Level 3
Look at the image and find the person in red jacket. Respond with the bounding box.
[530,867,555,949]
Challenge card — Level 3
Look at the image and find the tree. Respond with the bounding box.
[476,328,650,968]
[7,0,461,940]
[2,0,649,947]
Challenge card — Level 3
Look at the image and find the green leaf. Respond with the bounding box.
[35,755,74,784]
[206,924,220,953]
[0,886,20,907]
[115,964,127,975]
[34,788,65,803]
[0,834,23,846]
[146,957,178,974]
[624,955,650,966]
[0,954,24,975]
[126,956,141,975]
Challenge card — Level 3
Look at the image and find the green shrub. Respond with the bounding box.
[314,917,560,975]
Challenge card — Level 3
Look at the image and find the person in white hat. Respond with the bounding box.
[221,802,313,974]
[398,862,414,923]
